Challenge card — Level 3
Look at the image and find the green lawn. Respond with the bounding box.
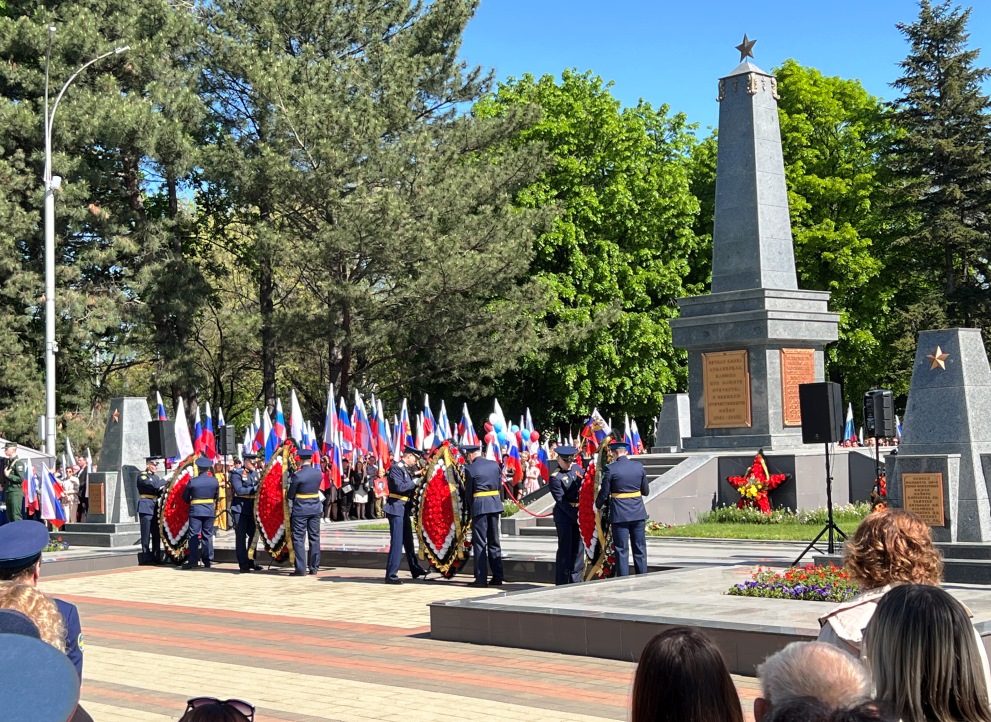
[649,520,857,541]
[357,522,389,531]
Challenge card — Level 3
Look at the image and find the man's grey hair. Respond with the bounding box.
[758,641,870,709]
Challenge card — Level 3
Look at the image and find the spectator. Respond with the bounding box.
[864,584,991,722]
[179,697,254,722]
[61,466,81,525]
[631,626,744,722]
[765,699,893,722]
[372,465,388,518]
[340,457,355,521]
[523,449,542,495]
[754,641,870,721]
[0,581,67,652]
[0,633,80,722]
[321,458,338,523]
[818,508,942,655]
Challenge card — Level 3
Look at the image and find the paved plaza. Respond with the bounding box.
[39,558,762,722]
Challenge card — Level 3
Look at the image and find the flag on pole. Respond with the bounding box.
[368,394,380,453]
[895,414,903,441]
[193,405,204,455]
[241,427,252,458]
[399,399,414,449]
[337,397,354,457]
[263,409,277,462]
[392,415,403,463]
[253,409,266,453]
[631,420,644,454]
[535,445,550,483]
[290,389,304,444]
[580,408,611,454]
[525,408,535,434]
[273,399,288,444]
[64,436,75,466]
[422,395,437,450]
[436,401,452,443]
[375,399,391,466]
[416,414,425,451]
[844,404,856,444]
[155,391,169,421]
[858,427,864,446]
[39,464,68,528]
[504,434,523,484]
[203,402,217,460]
[458,404,479,446]
[86,447,93,471]
[624,415,636,456]
[353,391,373,454]
[22,464,39,516]
[322,385,337,456]
[485,439,502,464]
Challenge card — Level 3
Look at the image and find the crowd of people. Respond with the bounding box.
[632,507,991,722]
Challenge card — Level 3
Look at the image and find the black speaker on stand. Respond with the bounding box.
[217,425,237,457]
[794,382,847,564]
[864,389,895,508]
[148,420,178,460]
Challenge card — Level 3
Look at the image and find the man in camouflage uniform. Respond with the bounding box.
[2,442,28,522]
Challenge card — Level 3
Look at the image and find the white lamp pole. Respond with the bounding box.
[43,26,129,456]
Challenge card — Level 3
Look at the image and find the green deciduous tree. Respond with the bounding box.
[481,70,702,423]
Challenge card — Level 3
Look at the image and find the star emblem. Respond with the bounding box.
[112,408,120,423]
[736,34,757,62]
[926,346,949,371]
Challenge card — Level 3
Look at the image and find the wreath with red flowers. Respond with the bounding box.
[726,450,788,514]
[412,442,471,579]
[253,441,300,564]
[870,473,888,511]
[579,439,616,581]
[159,456,197,564]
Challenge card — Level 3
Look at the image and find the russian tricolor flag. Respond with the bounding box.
[535,445,550,484]
[458,403,479,446]
[322,385,337,456]
[504,436,523,484]
[422,395,436,450]
[264,408,278,462]
[436,401,452,443]
[203,402,217,460]
[581,408,611,454]
[40,464,68,528]
[353,391,373,455]
[844,404,856,444]
[273,399,288,444]
[337,397,354,455]
[156,391,168,421]
[193,406,204,456]
[22,464,39,515]
[399,399,413,448]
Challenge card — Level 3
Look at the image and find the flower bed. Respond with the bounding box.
[44,537,69,552]
[727,563,861,602]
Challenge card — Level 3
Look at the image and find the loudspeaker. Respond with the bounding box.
[863,389,895,438]
[217,425,237,456]
[798,382,844,444]
[148,420,178,459]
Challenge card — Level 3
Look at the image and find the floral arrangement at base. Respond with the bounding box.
[254,441,299,564]
[728,563,861,602]
[645,520,672,533]
[726,450,789,514]
[413,442,471,579]
[44,537,69,552]
[160,456,197,563]
[579,439,616,581]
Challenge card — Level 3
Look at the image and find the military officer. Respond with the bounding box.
[462,444,504,587]
[2,442,28,522]
[0,520,84,679]
[549,445,583,585]
[383,446,429,584]
[136,457,166,564]
[596,440,649,576]
[287,449,322,576]
[230,454,263,573]
[181,457,218,569]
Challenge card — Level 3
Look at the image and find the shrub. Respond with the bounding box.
[698,503,871,526]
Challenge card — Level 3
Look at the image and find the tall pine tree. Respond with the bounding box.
[888,0,991,332]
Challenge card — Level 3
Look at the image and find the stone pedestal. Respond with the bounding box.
[654,394,691,452]
[887,328,991,542]
[670,60,838,451]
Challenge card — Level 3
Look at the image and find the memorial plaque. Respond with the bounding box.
[703,350,752,428]
[780,348,816,427]
[89,483,106,515]
[902,473,945,526]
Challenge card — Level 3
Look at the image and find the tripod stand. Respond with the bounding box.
[793,441,846,565]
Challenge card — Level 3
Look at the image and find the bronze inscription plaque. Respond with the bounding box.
[781,348,816,427]
[902,473,945,526]
[702,350,752,429]
[89,483,106,515]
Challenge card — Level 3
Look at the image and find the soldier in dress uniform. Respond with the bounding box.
[596,440,649,576]
[136,457,166,564]
[2,442,28,522]
[287,449,322,576]
[548,445,583,585]
[230,454,263,573]
[0,520,84,679]
[383,446,429,585]
[462,445,504,588]
[181,457,218,569]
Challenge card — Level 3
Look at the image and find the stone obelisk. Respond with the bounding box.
[670,38,839,450]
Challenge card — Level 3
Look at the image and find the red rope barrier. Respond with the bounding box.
[501,481,553,519]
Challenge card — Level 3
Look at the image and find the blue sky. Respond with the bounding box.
[459,0,991,132]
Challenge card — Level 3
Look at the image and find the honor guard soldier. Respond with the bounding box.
[383,446,429,584]
[0,520,84,678]
[287,449,322,576]
[136,457,166,564]
[182,457,218,569]
[549,445,583,585]
[596,440,649,576]
[230,454,263,573]
[462,444,504,587]
[2,442,28,522]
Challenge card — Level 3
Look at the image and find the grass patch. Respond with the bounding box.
[356,523,389,531]
[648,521,857,541]
[647,503,870,541]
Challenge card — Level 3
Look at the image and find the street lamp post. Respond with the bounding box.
[43,26,128,456]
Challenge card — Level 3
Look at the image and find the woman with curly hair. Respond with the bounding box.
[0,581,67,652]
[818,508,942,655]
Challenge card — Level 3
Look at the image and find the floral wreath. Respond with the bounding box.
[579,439,616,581]
[159,455,197,563]
[253,440,300,564]
[870,473,888,511]
[726,450,788,514]
[412,442,471,579]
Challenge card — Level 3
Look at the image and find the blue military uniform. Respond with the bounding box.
[384,447,428,583]
[136,458,166,563]
[230,458,262,572]
[548,446,584,585]
[0,520,84,679]
[182,458,218,569]
[287,450,323,576]
[463,448,504,587]
[596,443,649,576]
